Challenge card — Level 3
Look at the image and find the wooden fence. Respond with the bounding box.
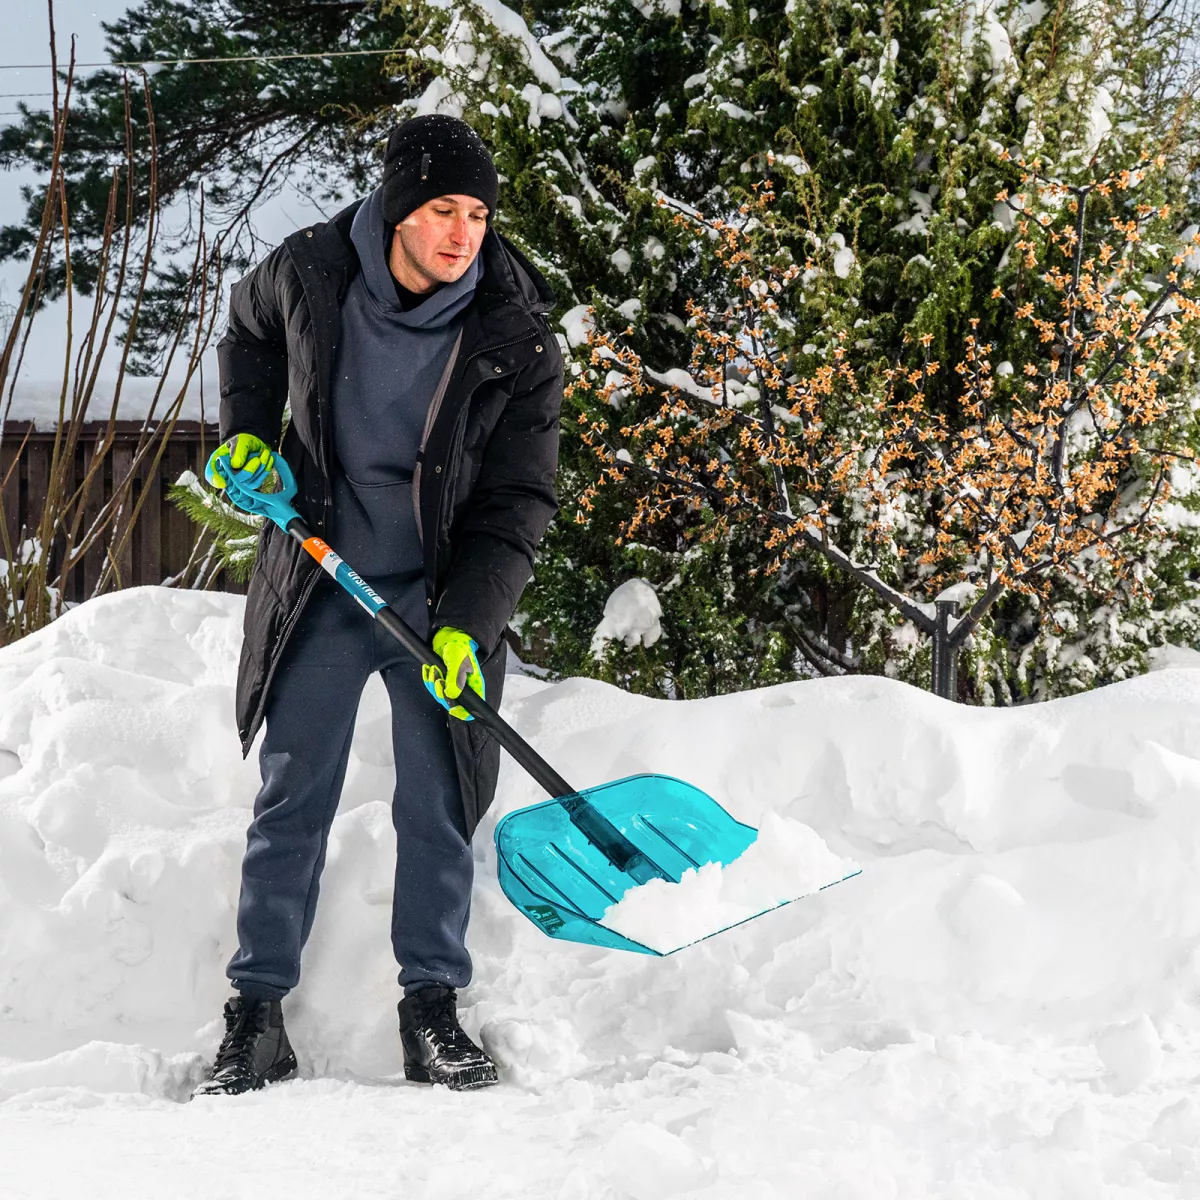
[0,421,245,602]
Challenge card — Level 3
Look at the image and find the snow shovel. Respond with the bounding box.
[215,456,826,955]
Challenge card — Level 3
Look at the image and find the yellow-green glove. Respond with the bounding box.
[205,433,275,489]
[422,627,485,721]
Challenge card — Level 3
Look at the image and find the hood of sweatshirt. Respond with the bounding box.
[349,185,482,330]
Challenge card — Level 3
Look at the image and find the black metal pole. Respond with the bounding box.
[931,599,960,700]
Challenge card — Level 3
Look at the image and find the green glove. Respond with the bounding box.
[205,433,275,489]
[422,627,485,721]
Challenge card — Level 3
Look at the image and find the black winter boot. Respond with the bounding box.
[192,995,298,1097]
[398,987,498,1091]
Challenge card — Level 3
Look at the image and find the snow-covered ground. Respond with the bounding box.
[3,588,1200,1198]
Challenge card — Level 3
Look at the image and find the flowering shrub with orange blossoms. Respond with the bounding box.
[571,160,1200,693]
[880,155,1199,607]
[572,180,946,642]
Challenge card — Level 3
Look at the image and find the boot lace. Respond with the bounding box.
[211,1002,267,1077]
[417,991,477,1054]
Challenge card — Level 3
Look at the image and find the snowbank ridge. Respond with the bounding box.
[3,587,1200,1198]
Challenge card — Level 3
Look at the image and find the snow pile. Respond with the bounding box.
[828,231,856,279]
[559,301,594,347]
[589,577,662,656]
[1149,642,1200,671]
[600,813,857,953]
[0,591,264,1098]
[5,589,1200,1196]
[1096,1014,1164,1095]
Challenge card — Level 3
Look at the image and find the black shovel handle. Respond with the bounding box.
[284,519,665,881]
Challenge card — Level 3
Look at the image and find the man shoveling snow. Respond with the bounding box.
[193,115,563,1096]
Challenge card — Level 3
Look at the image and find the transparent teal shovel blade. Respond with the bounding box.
[494,774,761,956]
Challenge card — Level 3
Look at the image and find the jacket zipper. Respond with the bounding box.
[429,329,538,586]
[413,329,465,550]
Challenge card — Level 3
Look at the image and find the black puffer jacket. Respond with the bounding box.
[217,198,563,837]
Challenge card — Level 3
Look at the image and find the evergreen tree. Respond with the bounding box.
[12,0,1195,700]
[673,0,1200,699]
[406,0,1200,700]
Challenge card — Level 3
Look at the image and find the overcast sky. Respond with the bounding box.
[2,0,324,401]
[5,1,111,104]
[4,1,190,393]
[2,1,112,321]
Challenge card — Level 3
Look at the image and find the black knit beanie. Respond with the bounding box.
[381,115,499,226]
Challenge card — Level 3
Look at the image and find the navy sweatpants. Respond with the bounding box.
[226,572,472,999]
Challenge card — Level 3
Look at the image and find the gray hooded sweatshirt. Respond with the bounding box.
[330,186,482,576]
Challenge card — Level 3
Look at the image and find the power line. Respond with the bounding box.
[0,93,55,98]
[0,47,402,72]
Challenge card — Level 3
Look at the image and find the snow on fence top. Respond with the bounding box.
[3,376,215,430]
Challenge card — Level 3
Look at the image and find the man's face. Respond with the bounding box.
[390,194,489,293]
